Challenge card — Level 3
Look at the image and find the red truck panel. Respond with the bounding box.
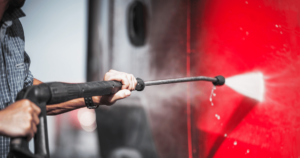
[190,0,300,157]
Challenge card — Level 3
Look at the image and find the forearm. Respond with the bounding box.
[32,78,99,115]
[46,98,85,115]
[33,78,43,85]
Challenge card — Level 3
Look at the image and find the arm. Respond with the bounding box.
[34,70,137,115]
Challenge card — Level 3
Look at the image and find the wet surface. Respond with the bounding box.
[190,0,300,157]
[90,0,300,157]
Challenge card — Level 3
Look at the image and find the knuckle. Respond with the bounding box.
[27,114,33,122]
[36,107,41,114]
[36,118,40,124]
[24,123,31,132]
[22,99,31,106]
[104,73,109,78]
[104,73,112,80]
[124,79,129,84]
[33,127,37,133]
[124,83,130,87]
[26,106,33,113]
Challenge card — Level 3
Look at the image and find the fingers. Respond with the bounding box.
[31,111,40,126]
[122,74,130,90]
[111,90,131,102]
[104,70,137,91]
[23,100,40,127]
[101,89,131,105]
[22,100,40,140]
[30,102,41,115]
[30,104,41,126]
[100,70,137,105]
[26,113,39,141]
[0,100,41,140]
[125,74,133,90]
[27,122,36,141]
[26,112,39,141]
[131,75,137,90]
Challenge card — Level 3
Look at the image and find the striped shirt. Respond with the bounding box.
[0,8,34,157]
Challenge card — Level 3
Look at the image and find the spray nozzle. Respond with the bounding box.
[213,75,225,86]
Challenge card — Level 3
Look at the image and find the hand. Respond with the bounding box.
[95,69,137,105]
[0,99,41,141]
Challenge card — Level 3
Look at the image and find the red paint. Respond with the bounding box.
[186,0,193,157]
[189,0,300,157]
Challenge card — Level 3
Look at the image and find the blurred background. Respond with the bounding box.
[20,1,98,158]
[20,0,300,158]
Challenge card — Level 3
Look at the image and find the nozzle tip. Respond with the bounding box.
[135,78,145,91]
[213,75,225,86]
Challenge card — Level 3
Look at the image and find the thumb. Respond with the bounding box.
[110,89,131,103]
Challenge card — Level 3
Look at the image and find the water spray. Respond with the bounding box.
[226,72,265,101]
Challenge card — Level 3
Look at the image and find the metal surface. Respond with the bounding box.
[87,0,102,82]
[145,76,217,86]
[87,0,114,82]
[89,0,189,158]
[87,0,300,157]
[190,0,300,157]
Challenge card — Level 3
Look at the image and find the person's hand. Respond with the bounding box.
[0,99,41,141]
[94,69,137,105]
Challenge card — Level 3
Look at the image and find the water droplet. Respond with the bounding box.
[234,141,237,145]
[209,85,216,106]
[245,1,248,4]
[215,114,220,120]
[280,31,283,34]
[246,149,250,154]
[240,27,243,30]
[275,24,278,28]
[213,93,216,97]
[246,31,249,35]
[224,133,227,137]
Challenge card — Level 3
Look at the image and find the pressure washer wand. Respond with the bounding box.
[144,76,224,86]
[135,75,225,91]
[9,75,225,158]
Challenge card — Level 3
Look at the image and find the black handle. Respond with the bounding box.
[46,80,123,104]
[10,78,145,158]
[47,78,145,104]
[10,84,51,158]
